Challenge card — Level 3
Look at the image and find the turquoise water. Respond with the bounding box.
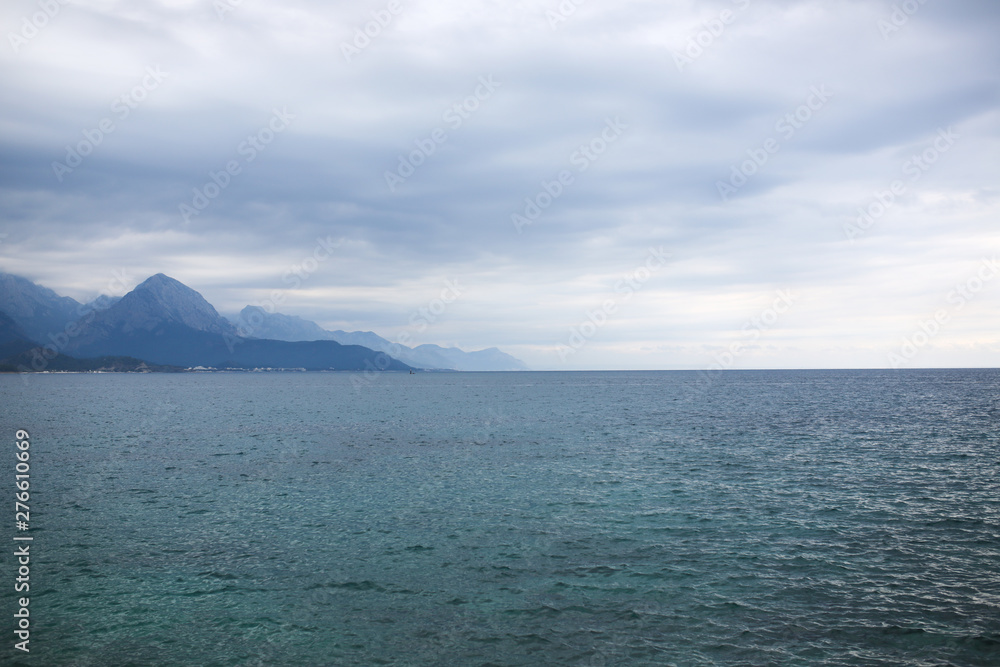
[2,370,999,666]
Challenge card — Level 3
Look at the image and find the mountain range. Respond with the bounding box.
[0,272,82,343]
[0,271,526,373]
[232,306,528,371]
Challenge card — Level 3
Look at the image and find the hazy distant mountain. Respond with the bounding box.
[0,272,82,342]
[62,274,411,371]
[233,306,336,342]
[411,344,529,372]
[324,329,401,353]
[234,305,528,371]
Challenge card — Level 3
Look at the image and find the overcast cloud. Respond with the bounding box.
[1,0,998,369]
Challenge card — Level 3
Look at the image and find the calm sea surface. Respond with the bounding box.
[1,370,999,666]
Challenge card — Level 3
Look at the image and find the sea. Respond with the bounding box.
[1,369,998,666]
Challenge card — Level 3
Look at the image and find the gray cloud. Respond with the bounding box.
[1,0,998,369]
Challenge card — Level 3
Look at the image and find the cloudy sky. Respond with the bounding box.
[1,0,998,370]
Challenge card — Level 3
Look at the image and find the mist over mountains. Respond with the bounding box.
[233,306,528,371]
[0,271,526,373]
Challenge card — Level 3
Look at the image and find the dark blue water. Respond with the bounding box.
[2,370,999,666]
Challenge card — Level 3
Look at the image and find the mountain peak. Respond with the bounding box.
[136,273,187,291]
[91,274,237,337]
